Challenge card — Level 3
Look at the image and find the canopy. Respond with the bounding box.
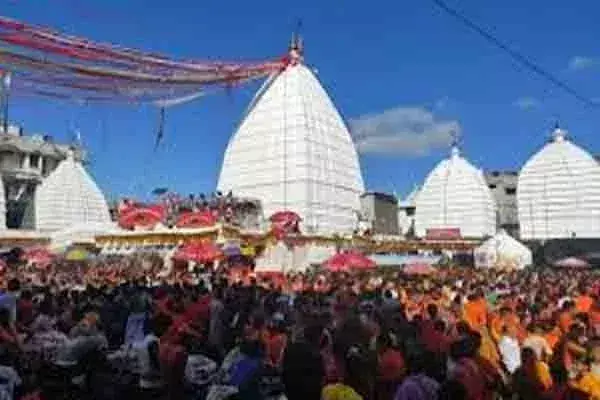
[173,241,223,264]
[474,230,532,270]
[323,250,376,272]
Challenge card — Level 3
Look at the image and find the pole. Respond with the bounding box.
[0,71,5,133]
[1,72,10,134]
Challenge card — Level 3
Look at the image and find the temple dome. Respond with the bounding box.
[35,150,111,232]
[218,59,365,234]
[517,127,600,239]
[415,147,496,238]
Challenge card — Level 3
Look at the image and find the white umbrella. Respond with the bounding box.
[554,257,590,268]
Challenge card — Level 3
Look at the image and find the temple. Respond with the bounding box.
[217,37,365,234]
[35,150,111,237]
[415,146,497,238]
[517,126,600,239]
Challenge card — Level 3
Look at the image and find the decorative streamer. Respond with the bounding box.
[0,15,286,104]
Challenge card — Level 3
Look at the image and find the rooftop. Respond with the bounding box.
[0,123,85,160]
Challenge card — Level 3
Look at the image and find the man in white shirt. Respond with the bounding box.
[498,325,521,374]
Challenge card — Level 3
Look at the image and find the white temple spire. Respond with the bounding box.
[552,124,567,142]
[415,140,496,238]
[518,124,600,239]
[288,25,304,65]
[35,150,111,232]
[218,39,364,234]
[450,129,461,158]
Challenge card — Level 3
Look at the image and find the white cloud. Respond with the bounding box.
[513,97,540,111]
[349,106,460,156]
[568,56,597,71]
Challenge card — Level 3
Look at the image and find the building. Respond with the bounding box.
[484,171,519,237]
[0,124,84,229]
[518,126,600,240]
[35,149,111,234]
[359,192,400,235]
[217,39,365,235]
[415,146,496,238]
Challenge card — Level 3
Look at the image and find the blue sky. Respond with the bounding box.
[2,0,600,201]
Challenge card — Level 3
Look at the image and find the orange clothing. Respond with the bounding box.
[576,295,594,314]
[464,299,488,331]
[478,328,502,373]
[578,371,600,400]
[545,329,561,351]
[489,313,504,342]
[536,361,553,390]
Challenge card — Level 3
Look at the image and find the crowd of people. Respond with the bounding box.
[0,259,598,399]
[116,191,263,230]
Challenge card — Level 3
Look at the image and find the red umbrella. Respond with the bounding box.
[323,253,350,272]
[269,211,301,240]
[269,211,301,223]
[323,251,376,272]
[175,210,217,229]
[173,242,223,264]
[344,250,377,270]
[403,263,436,276]
[118,205,165,230]
[23,247,54,268]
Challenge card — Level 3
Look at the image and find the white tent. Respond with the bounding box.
[474,230,532,270]
[254,242,337,274]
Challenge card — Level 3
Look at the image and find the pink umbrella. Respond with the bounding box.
[403,262,436,276]
[323,251,376,272]
[175,210,217,229]
[118,205,165,230]
[554,257,590,268]
[23,247,54,268]
[269,211,301,239]
[344,250,376,270]
[323,253,351,272]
